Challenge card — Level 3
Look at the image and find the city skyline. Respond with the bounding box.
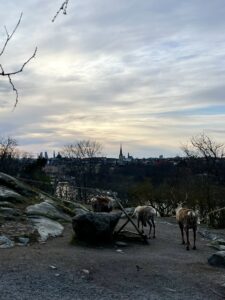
[1,1,225,158]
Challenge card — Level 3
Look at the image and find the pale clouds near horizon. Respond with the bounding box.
[0,0,225,158]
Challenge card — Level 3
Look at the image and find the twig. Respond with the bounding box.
[52,0,70,22]
[1,47,37,76]
[0,13,23,56]
[0,13,37,108]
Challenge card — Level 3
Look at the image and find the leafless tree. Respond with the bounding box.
[52,0,70,22]
[0,13,37,108]
[63,140,103,202]
[0,136,18,161]
[63,140,103,159]
[181,133,225,225]
[181,133,224,160]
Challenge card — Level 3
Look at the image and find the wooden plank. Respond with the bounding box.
[116,219,130,235]
[114,199,147,242]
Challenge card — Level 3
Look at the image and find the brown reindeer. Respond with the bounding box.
[90,196,113,213]
[176,204,198,250]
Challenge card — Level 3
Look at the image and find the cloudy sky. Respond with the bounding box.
[0,0,225,158]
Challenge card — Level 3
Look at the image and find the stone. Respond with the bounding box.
[115,241,128,247]
[208,251,225,268]
[16,237,30,246]
[0,201,15,208]
[26,201,71,222]
[29,216,64,242]
[74,208,88,216]
[0,207,21,219]
[0,172,36,198]
[0,186,25,203]
[0,235,15,248]
[216,239,225,246]
[72,212,121,242]
[208,240,225,251]
[49,265,57,270]
[198,230,218,241]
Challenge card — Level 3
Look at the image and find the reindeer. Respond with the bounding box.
[176,203,198,250]
[90,196,113,213]
[133,205,157,239]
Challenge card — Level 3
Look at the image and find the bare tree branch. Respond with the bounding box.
[63,140,103,159]
[182,133,225,162]
[0,13,37,108]
[0,13,23,56]
[52,0,70,22]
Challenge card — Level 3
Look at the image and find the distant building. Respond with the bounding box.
[118,144,134,163]
[119,144,125,161]
[56,152,62,159]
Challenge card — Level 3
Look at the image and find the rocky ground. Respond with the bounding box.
[0,216,224,300]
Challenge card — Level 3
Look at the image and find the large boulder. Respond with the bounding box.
[0,186,26,203]
[0,173,75,246]
[29,216,64,242]
[0,173,36,198]
[208,251,225,268]
[72,212,121,242]
[26,201,71,222]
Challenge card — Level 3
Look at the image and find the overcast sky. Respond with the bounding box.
[0,0,225,158]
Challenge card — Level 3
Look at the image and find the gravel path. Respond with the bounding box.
[0,217,224,300]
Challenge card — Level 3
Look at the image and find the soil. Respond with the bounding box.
[0,217,224,300]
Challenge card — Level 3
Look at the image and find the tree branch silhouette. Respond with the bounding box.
[0,13,37,108]
[52,0,70,22]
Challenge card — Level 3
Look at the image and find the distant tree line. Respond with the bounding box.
[1,134,225,228]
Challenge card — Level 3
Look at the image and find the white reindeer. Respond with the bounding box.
[133,205,157,239]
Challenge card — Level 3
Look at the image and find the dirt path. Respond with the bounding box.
[0,217,224,300]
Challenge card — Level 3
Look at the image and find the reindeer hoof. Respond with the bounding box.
[153,236,156,239]
[186,246,190,251]
[193,246,196,250]
[182,241,185,245]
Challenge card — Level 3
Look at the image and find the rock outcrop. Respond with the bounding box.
[0,172,89,247]
[72,212,121,242]
[208,251,225,268]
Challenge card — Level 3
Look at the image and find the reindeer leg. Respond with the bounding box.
[138,217,144,233]
[179,222,185,244]
[147,220,152,239]
[152,218,156,239]
[185,227,190,250]
[193,227,197,250]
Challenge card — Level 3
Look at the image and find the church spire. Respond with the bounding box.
[119,143,123,157]
[119,143,124,160]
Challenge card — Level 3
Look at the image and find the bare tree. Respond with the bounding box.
[181,133,224,160]
[181,133,225,226]
[0,136,18,160]
[63,140,103,159]
[0,13,37,108]
[63,140,103,201]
